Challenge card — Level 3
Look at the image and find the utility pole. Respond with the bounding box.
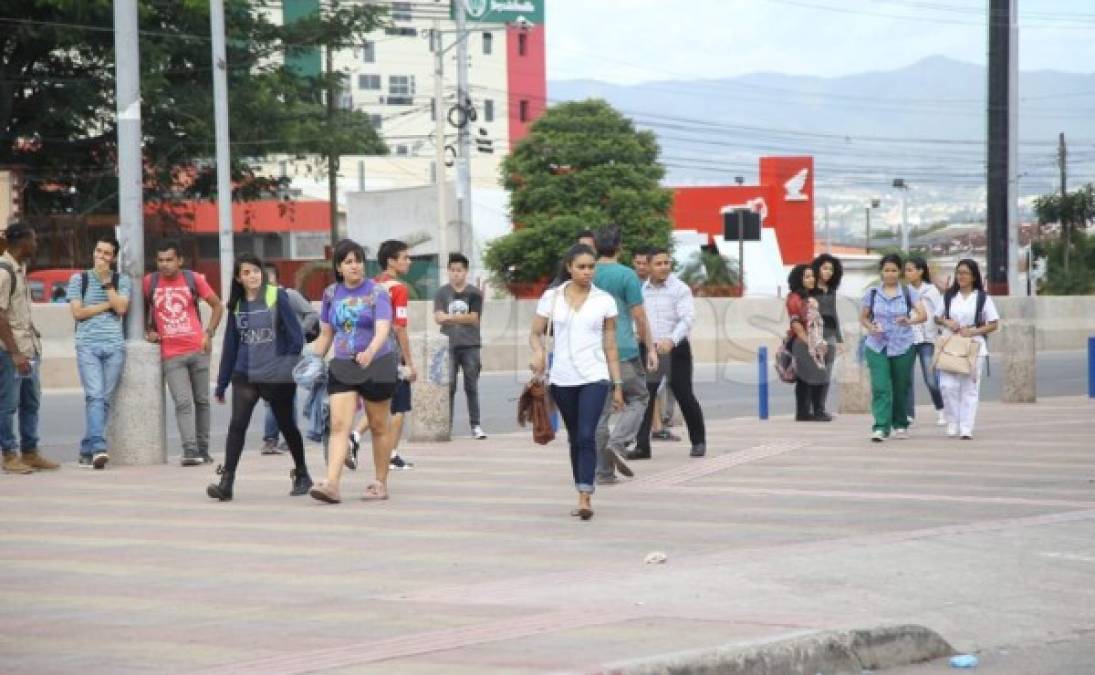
[211,0,234,297]
[326,41,339,248]
[454,4,473,255]
[1058,132,1067,196]
[864,206,871,252]
[986,0,1017,295]
[433,20,448,285]
[110,0,166,465]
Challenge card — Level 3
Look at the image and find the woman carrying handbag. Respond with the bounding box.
[529,243,624,521]
[933,259,999,440]
[786,264,828,421]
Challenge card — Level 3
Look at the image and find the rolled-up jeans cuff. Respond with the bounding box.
[576,482,595,495]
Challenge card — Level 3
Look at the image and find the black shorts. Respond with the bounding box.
[327,366,397,402]
[390,379,412,414]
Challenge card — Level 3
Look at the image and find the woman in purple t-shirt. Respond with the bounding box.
[307,240,397,504]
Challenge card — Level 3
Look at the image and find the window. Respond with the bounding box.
[368,114,383,130]
[358,74,381,90]
[395,145,409,156]
[431,97,436,121]
[278,160,288,178]
[384,26,417,37]
[388,75,415,96]
[482,32,492,55]
[519,99,529,122]
[484,99,494,122]
[361,40,375,63]
[391,2,412,21]
[518,32,527,56]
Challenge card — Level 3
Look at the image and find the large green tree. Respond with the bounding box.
[0,0,386,224]
[484,99,673,285]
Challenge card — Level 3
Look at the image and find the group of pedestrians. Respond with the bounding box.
[529,226,708,520]
[784,250,1000,443]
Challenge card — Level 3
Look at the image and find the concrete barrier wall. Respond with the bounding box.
[32,295,1095,389]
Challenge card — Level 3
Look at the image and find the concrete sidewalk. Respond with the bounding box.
[2,397,1094,674]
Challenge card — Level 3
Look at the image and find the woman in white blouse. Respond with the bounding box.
[904,256,946,427]
[934,259,1000,440]
[530,243,624,521]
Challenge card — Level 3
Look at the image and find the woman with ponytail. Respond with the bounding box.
[206,253,310,501]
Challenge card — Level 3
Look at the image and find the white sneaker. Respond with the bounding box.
[471,425,487,440]
[894,428,909,440]
[946,424,959,438]
[936,411,947,427]
[871,429,885,443]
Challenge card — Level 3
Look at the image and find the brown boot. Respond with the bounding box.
[21,451,60,471]
[2,453,34,474]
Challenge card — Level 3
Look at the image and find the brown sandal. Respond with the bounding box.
[362,481,389,501]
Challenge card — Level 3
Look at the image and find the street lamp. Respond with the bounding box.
[892,178,910,252]
[865,198,880,253]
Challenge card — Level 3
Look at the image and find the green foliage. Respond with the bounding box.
[1,0,387,219]
[1037,231,1095,295]
[484,99,674,284]
[1033,184,1095,274]
[677,248,740,290]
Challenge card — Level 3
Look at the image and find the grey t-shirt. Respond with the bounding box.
[433,283,483,348]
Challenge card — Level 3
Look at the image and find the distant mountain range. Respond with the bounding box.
[549,56,1095,200]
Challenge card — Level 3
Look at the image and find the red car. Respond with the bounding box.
[27,269,84,303]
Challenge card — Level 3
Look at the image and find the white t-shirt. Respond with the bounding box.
[910,281,943,344]
[935,289,1000,357]
[536,282,618,386]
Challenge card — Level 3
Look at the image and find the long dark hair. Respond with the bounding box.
[228,252,266,313]
[786,263,812,298]
[944,258,984,304]
[555,243,596,285]
[811,253,843,292]
[906,255,932,285]
[332,238,367,284]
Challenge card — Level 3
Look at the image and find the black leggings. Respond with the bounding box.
[224,377,305,474]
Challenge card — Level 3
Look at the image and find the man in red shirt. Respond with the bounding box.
[359,239,416,470]
[144,240,225,466]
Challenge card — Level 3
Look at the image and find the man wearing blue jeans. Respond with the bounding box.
[0,223,59,474]
[67,236,131,469]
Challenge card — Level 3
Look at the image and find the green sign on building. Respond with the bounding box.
[453,0,545,25]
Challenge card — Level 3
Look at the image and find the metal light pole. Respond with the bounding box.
[109,0,166,465]
[865,198,879,253]
[433,20,448,286]
[454,4,473,254]
[211,0,234,295]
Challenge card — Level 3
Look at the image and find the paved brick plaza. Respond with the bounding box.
[2,398,1094,673]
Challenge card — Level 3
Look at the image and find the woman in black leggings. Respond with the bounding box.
[206,253,310,501]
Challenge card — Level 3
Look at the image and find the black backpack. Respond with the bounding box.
[145,270,201,331]
[867,284,914,322]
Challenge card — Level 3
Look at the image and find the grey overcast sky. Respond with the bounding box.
[547,0,1095,84]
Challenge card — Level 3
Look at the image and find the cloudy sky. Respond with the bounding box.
[547,0,1095,84]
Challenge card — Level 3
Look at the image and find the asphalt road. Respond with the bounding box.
[36,350,1090,455]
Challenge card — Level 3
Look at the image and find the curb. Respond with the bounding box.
[592,624,954,675]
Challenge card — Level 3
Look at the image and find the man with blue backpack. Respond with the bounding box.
[67,236,132,469]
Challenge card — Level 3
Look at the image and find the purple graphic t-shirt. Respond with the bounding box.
[320,280,394,360]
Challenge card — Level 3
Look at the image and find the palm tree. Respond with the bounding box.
[678,247,741,296]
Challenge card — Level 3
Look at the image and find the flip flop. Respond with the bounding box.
[362,481,389,501]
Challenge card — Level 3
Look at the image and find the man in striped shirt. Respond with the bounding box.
[627,247,707,459]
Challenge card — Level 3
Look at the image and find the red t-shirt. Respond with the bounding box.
[374,272,409,328]
[143,271,215,360]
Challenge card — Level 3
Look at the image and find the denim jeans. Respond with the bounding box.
[76,343,126,456]
[0,351,41,453]
[551,381,610,494]
[262,391,298,443]
[906,342,944,418]
[302,376,327,443]
[449,347,482,428]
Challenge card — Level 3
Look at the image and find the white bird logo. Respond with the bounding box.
[784,168,809,202]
